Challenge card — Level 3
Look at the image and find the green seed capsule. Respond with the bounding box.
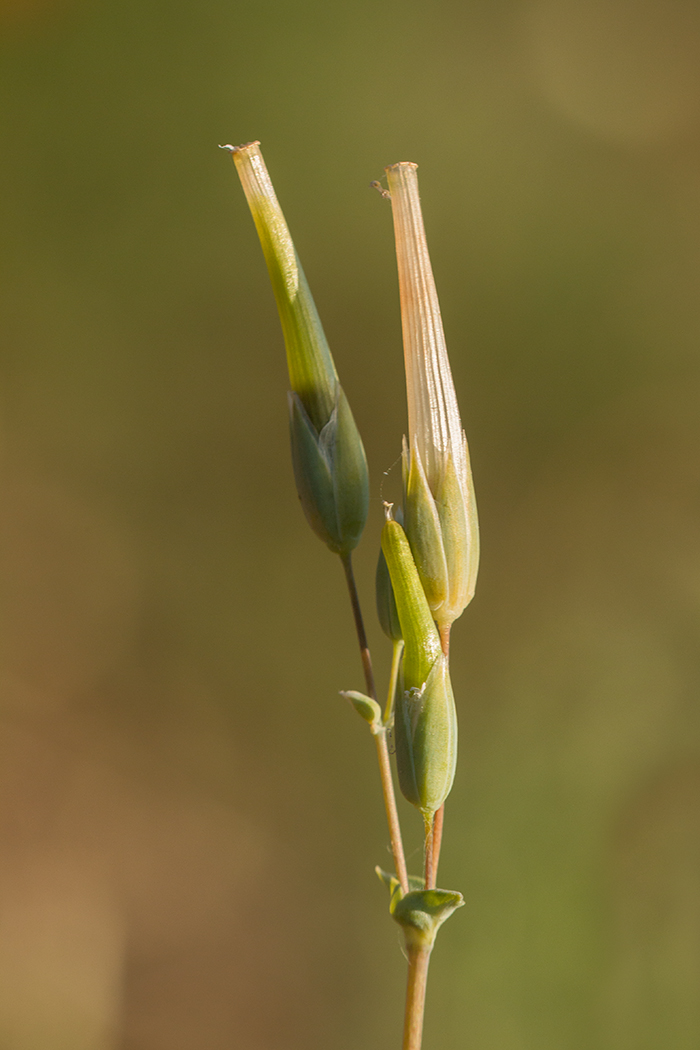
[380,513,457,815]
[393,653,457,816]
[289,386,369,555]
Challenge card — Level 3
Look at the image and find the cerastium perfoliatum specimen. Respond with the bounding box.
[222,142,479,1050]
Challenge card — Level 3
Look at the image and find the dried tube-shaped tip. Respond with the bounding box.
[385,162,479,627]
[385,162,465,489]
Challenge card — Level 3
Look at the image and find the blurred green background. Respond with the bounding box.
[2,0,700,1047]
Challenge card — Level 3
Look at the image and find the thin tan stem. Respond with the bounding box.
[341,552,376,700]
[340,553,408,894]
[375,729,409,894]
[431,804,445,887]
[402,946,432,1050]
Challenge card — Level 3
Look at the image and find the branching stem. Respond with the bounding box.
[374,729,409,894]
[341,553,408,895]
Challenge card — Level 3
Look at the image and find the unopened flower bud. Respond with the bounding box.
[385,161,479,627]
[227,141,369,554]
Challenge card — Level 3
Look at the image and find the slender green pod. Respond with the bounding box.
[226,141,369,555]
[376,506,404,643]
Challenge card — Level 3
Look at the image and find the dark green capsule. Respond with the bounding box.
[289,385,369,555]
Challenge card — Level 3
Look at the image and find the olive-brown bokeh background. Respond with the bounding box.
[2,0,700,1047]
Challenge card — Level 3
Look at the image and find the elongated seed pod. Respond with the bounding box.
[228,142,369,555]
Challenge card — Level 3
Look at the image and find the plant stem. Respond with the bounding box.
[374,728,409,894]
[402,946,432,1050]
[341,552,376,700]
[340,552,408,894]
[430,804,445,886]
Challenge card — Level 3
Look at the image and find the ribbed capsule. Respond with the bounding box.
[288,385,368,554]
[228,141,369,555]
[385,161,479,627]
[381,512,457,815]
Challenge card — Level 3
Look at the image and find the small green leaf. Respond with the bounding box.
[375,866,404,914]
[376,867,464,950]
[392,888,464,950]
[341,690,382,729]
[376,867,424,896]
